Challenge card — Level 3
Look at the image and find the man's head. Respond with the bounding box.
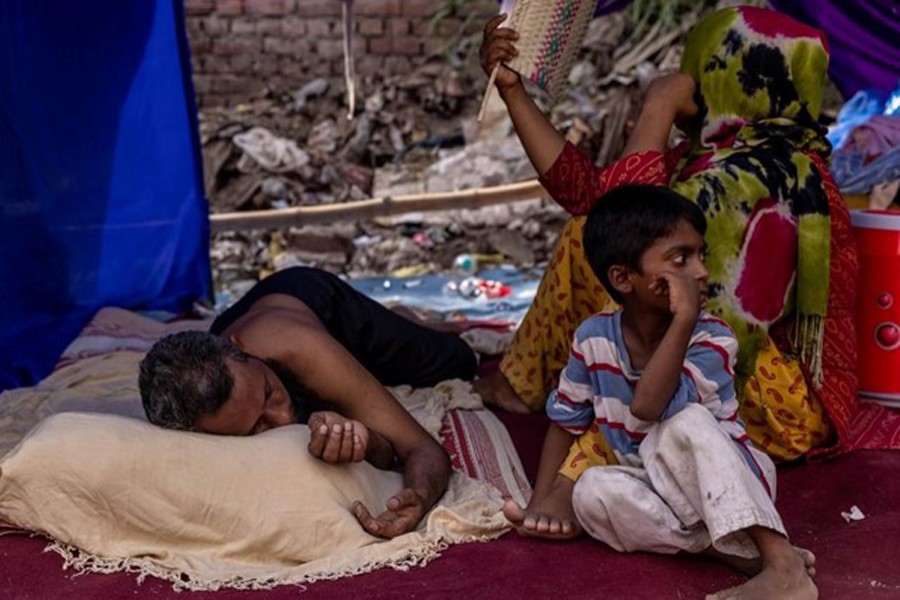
[583,184,708,307]
[139,331,298,435]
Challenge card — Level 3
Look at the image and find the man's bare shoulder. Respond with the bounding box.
[221,294,327,351]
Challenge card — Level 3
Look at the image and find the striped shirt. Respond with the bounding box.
[546,311,768,487]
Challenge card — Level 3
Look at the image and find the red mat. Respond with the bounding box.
[2,412,899,599]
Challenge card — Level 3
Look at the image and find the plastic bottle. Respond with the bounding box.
[452,253,478,277]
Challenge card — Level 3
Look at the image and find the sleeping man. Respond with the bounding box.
[138,266,478,538]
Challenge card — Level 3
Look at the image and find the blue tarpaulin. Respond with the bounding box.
[0,0,210,390]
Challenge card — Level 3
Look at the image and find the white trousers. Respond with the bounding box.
[572,404,784,559]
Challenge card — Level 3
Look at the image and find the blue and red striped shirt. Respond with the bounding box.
[547,311,768,486]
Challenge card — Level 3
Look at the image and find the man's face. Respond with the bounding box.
[194,356,296,436]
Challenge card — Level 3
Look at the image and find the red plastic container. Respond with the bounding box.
[851,210,900,407]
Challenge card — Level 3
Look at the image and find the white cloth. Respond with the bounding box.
[572,404,784,559]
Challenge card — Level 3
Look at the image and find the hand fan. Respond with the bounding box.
[479,0,598,121]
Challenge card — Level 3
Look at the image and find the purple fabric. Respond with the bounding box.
[769,0,900,97]
[593,0,632,16]
[842,115,900,158]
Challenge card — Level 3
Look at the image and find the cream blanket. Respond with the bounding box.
[0,351,514,590]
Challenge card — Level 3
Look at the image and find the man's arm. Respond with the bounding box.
[296,329,450,538]
[241,309,449,538]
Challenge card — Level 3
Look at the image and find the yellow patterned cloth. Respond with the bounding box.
[502,219,833,472]
[499,216,616,409]
[742,336,832,459]
[559,420,617,481]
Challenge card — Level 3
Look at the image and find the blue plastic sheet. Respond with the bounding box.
[350,267,542,325]
[0,0,210,390]
[827,87,900,151]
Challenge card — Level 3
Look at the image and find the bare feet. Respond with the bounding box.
[473,371,531,414]
[794,547,816,577]
[503,474,582,539]
[702,546,816,577]
[705,548,817,600]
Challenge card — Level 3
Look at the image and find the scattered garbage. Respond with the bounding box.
[201,5,846,302]
[452,254,478,276]
[841,505,866,523]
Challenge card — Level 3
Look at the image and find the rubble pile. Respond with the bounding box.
[203,7,709,300]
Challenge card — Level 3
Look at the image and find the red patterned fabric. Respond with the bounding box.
[440,409,531,504]
[538,144,671,214]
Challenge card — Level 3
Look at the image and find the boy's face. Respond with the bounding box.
[629,220,709,313]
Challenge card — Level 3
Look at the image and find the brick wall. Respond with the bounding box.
[185,0,497,107]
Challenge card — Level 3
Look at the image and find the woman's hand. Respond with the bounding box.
[307,411,368,464]
[624,73,699,155]
[480,14,521,93]
[645,73,699,122]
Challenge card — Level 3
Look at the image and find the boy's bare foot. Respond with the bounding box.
[473,371,531,414]
[503,474,581,539]
[794,547,816,576]
[705,547,817,600]
[702,546,816,577]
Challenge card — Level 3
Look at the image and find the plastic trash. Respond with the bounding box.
[456,277,512,300]
[827,87,896,151]
[452,253,478,276]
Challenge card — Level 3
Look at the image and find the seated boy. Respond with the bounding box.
[503,184,817,599]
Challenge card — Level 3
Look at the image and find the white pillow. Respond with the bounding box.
[0,412,508,590]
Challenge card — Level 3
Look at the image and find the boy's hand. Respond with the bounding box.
[649,271,703,318]
[307,411,368,464]
[480,14,521,92]
[645,73,699,123]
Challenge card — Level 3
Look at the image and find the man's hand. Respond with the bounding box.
[307,411,368,464]
[649,271,702,319]
[352,489,428,539]
[480,14,521,93]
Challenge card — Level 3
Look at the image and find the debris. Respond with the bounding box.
[487,229,536,266]
[233,127,310,173]
[461,328,516,356]
[202,4,844,302]
[452,254,478,276]
[841,505,866,522]
[294,78,330,112]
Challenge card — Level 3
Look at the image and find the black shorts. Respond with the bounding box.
[210,267,477,387]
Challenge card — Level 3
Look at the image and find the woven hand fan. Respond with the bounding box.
[479,0,598,121]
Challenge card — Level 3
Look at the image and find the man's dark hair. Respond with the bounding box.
[139,331,248,430]
[583,184,707,303]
